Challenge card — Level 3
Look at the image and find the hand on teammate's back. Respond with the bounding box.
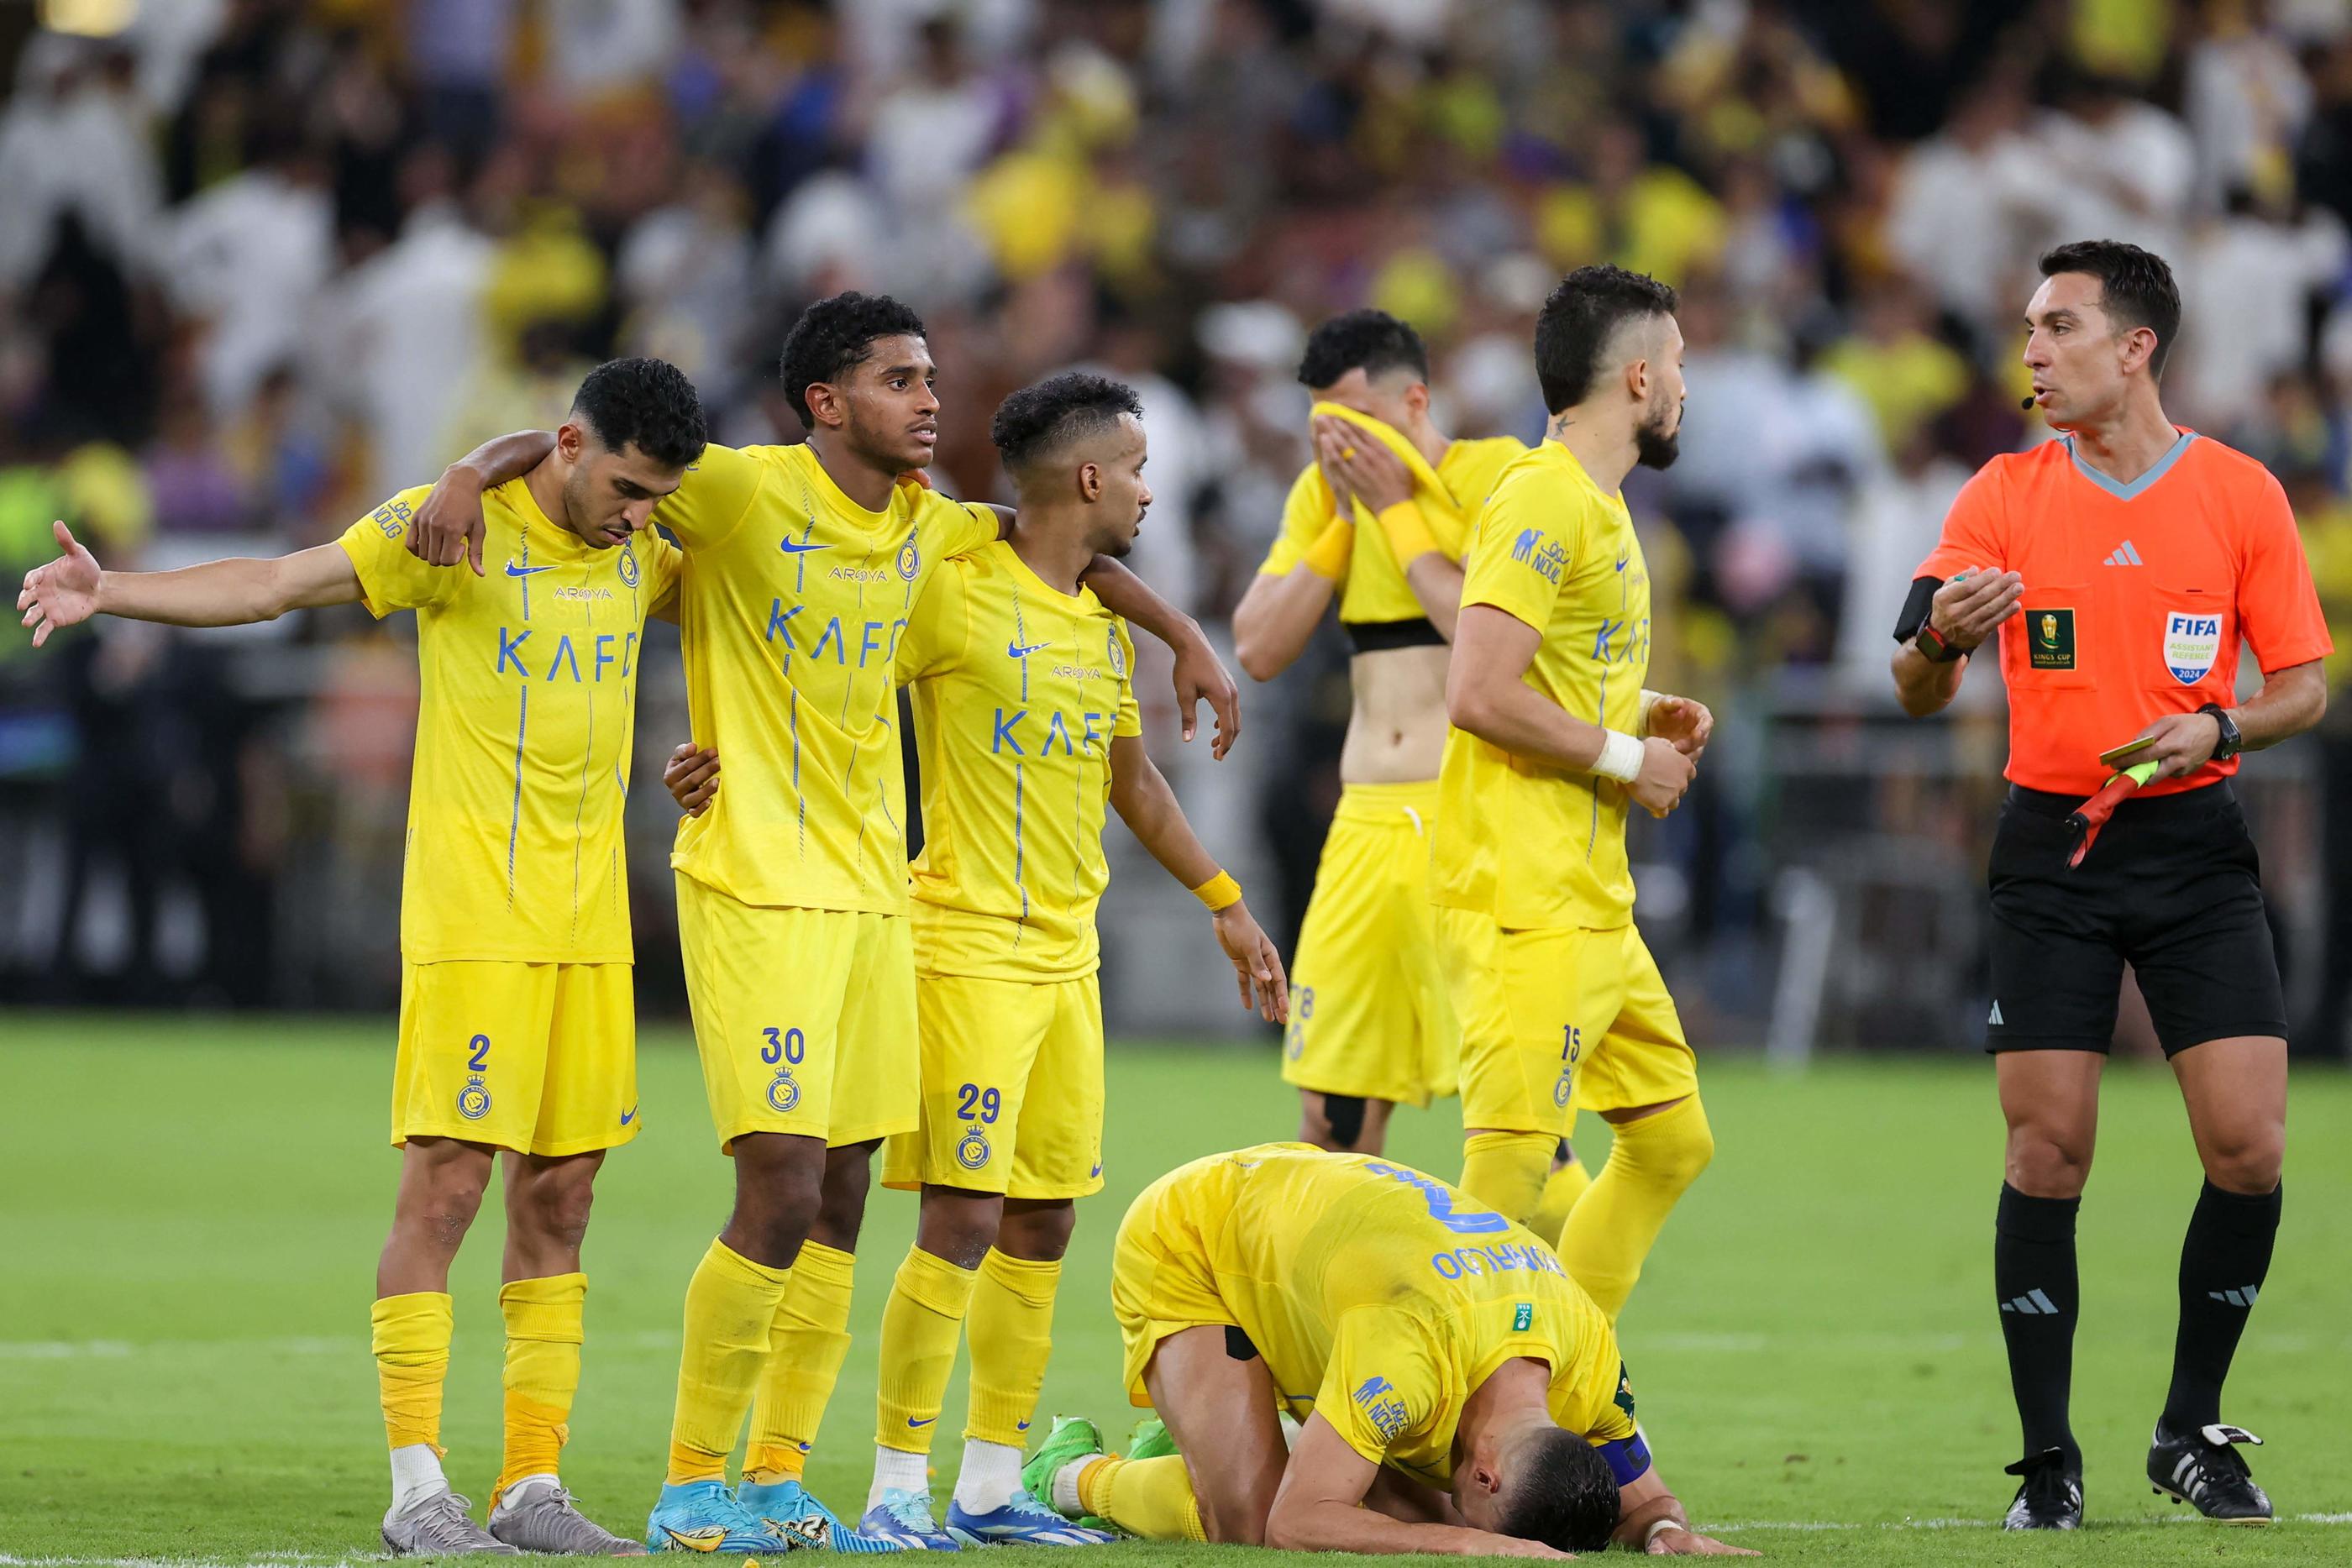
[663,742,721,815]
[18,521,100,647]
[1211,901,1290,1024]
[408,467,491,575]
[1173,635,1242,759]
[1928,568,2023,651]
[1630,736,1696,818]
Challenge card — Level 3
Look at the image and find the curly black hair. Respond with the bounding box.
[1533,265,1679,414]
[570,356,707,469]
[2040,239,2181,377]
[1296,308,1430,390]
[777,291,930,429]
[990,371,1144,476]
[1495,1429,1620,1553]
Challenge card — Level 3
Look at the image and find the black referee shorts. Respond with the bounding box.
[1986,781,2286,1057]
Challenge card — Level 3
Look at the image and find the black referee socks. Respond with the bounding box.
[1995,1183,2082,1466]
[2163,1179,2282,1434]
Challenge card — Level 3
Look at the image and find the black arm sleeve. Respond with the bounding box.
[1892,576,1940,643]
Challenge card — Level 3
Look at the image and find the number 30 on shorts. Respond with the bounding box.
[759,1025,806,1114]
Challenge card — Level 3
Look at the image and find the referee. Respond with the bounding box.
[1891,241,2331,1531]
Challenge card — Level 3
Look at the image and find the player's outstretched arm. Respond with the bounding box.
[1448,605,1693,818]
[1268,1415,1564,1557]
[1107,733,1289,1023]
[407,429,559,574]
[663,741,721,816]
[18,522,361,643]
[1080,557,1242,758]
[1610,1467,1755,1556]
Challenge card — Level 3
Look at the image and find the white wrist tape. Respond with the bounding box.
[1644,1518,1688,1547]
[1592,728,1645,784]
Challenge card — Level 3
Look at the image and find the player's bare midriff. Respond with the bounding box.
[1340,642,1449,784]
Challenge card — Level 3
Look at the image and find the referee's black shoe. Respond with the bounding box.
[2148,1423,2272,1523]
[2000,1449,2082,1530]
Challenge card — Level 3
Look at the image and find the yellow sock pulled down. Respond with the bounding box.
[743,1240,856,1483]
[1529,1151,1593,1248]
[372,1292,454,1455]
[874,1245,978,1454]
[496,1272,585,1502]
[667,1240,792,1485]
[965,1249,1060,1447]
[1078,1455,1205,1543]
[1458,1130,1556,1227]
[1557,1096,1714,1320]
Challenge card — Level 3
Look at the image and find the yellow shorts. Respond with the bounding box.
[392,960,638,1156]
[676,874,917,1151]
[881,973,1105,1199]
[1436,911,1698,1134]
[1108,1153,1249,1408]
[1280,782,1457,1107]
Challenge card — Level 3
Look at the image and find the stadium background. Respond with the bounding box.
[3,2,2352,1563]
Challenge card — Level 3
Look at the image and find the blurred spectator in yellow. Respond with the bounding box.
[1821,279,1971,455]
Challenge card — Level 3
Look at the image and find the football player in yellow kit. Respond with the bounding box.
[1019,1146,1751,1557]
[1436,266,1716,1326]
[663,371,1288,1550]
[1231,310,1529,1169]
[411,295,1242,1554]
[18,359,706,1557]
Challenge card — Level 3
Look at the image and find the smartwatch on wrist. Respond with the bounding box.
[2197,703,2243,762]
[1914,620,1970,663]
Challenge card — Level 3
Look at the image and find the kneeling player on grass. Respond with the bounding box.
[1020,1145,1751,1557]
[18,359,706,1556]
[664,372,1289,1550]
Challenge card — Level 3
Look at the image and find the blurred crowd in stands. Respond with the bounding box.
[2,0,2347,1051]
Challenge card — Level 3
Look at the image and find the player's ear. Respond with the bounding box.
[554,420,589,464]
[1079,460,1103,502]
[805,381,846,431]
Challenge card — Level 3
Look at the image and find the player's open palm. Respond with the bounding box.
[1213,901,1290,1024]
[18,520,102,648]
[1645,1529,1756,1555]
[1629,736,1696,818]
[1647,695,1713,759]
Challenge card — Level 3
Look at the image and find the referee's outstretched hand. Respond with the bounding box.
[1630,736,1696,819]
[1929,568,2024,650]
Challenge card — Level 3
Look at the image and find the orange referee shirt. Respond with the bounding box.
[1917,430,2333,797]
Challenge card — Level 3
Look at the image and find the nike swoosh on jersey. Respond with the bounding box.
[505,562,556,577]
[620,1106,638,1126]
[778,538,828,553]
[1007,639,1049,658]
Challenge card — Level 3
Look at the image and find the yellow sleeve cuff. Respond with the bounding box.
[1191,871,1242,911]
[1374,501,1441,565]
[1302,517,1354,579]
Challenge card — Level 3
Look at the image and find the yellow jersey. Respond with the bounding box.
[1259,436,1526,625]
[1173,1143,1635,1483]
[653,443,1000,913]
[898,541,1142,982]
[1431,442,1650,931]
[337,481,682,965]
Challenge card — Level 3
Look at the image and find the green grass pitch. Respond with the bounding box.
[1,1016,2346,1565]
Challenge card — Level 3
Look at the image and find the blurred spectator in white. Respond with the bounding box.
[1838,425,1973,681]
[1886,71,2052,349]
[314,146,489,501]
[163,124,333,417]
[2185,0,2314,212]
[867,19,1006,223]
[549,0,683,97]
[2029,66,2197,262]
[620,162,758,406]
[408,0,517,160]
[2176,187,2347,425]
[0,35,163,291]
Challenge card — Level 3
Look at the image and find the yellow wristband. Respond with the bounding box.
[1191,871,1242,912]
[1374,500,1441,564]
[1302,517,1354,579]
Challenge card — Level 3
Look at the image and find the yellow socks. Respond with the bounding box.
[1458,1130,1556,1226]
[374,1292,454,1509]
[874,1245,979,1453]
[1557,1096,1714,1320]
[743,1240,857,1483]
[1530,1149,1592,1248]
[496,1272,585,1502]
[1074,1455,1205,1542]
[965,1249,1059,1447]
[667,1239,793,1485]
